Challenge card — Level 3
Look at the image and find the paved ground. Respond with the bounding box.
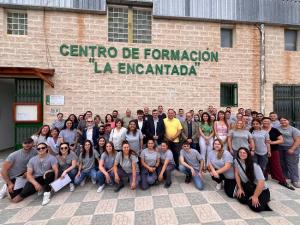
[0,150,300,225]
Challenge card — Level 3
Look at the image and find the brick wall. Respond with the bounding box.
[0,8,299,124]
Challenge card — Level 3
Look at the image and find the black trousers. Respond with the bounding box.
[168,141,181,169]
[237,181,271,212]
[157,164,175,184]
[19,171,55,199]
[7,178,23,199]
[211,174,236,198]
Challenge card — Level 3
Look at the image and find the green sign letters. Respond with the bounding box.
[59,44,219,76]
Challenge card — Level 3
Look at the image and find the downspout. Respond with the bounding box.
[258,24,266,115]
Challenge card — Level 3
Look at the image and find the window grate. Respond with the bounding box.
[7,11,28,35]
[108,7,129,42]
[220,83,238,107]
[133,9,152,43]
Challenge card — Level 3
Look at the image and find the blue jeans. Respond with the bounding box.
[59,168,78,184]
[97,170,114,186]
[74,168,98,186]
[179,165,204,190]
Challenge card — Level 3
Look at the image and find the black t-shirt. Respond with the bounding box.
[269,127,282,151]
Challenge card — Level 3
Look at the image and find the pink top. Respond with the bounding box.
[216,121,228,137]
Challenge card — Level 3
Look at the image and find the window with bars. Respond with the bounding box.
[284,29,298,51]
[108,6,152,43]
[220,83,238,107]
[108,7,128,42]
[221,28,233,48]
[7,11,28,35]
[133,9,151,43]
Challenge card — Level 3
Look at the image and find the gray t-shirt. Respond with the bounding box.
[6,148,37,179]
[27,154,58,178]
[229,129,253,151]
[125,130,143,154]
[252,130,270,155]
[51,119,65,130]
[159,149,175,166]
[140,148,160,167]
[59,129,77,145]
[56,152,78,172]
[79,150,100,173]
[234,159,268,189]
[100,152,116,169]
[115,152,140,173]
[207,150,234,179]
[180,148,203,171]
[277,126,300,148]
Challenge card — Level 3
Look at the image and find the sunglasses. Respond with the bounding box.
[60,147,68,150]
[37,146,47,151]
[87,121,93,123]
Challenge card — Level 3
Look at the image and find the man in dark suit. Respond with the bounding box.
[147,109,165,145]
[181,112,199,150]
[134,109,150,145]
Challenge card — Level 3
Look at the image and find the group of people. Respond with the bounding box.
[0,105,299,212]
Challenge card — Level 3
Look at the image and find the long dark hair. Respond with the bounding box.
[121,140,138,163]
[200,112,212,126]
[127,120,137,136]
[96,136,106,153]
[34,125,51,138]
[82,140,93,158]
[237,147,255,183]
[249,118,262,133]
[59,142,70,155]
[104,141,116,156]
[217,110,229,129]
[63,119,74,130]
[68,114,78,128]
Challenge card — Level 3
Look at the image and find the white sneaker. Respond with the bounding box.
[216,183,222,190]
[0,184,7,199]
[42,192,51,206]
[69,183,75,192]
[80,179,86,187]
[97,184,105,193]
[91,179,96,185]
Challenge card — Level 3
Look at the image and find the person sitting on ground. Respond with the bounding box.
[0,138,37,200]
[179,141,204,190]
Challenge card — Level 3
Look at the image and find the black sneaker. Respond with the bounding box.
[114,183,124,192]
[164,181,172,188]
[185,175,192,184]
[279,182,295,190]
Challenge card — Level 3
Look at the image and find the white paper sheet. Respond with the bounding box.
[14,177,27,190]
[50,174,71,192]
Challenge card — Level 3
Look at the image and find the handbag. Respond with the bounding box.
[236,159,256,193]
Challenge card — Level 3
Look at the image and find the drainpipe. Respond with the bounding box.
[258,24,266,115]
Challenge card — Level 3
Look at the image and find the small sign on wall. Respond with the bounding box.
[46,95,64,106]
[13,103,42,123]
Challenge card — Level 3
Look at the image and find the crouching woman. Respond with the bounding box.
[113,141,140,192]
[207,139,236,197]
[235,147,271,212]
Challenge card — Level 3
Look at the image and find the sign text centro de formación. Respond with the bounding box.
[59,44,219,76]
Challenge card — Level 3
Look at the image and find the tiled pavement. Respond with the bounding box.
[0,152,300,225]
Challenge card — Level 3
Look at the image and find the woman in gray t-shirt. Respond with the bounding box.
[228,120,254,157]
[113,141,140,192]
[157,142,175,188]
[97,142,117,193]
[250,119,270,172]
[140,139,160,190]
[235,147,271,212]
[74,140,100,188]
[125,120,143,155]
[207,139,236,198]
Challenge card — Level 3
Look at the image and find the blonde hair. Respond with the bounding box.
[213,139,224,160]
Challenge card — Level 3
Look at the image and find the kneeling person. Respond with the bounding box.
[140,139,160,190]
[0,138,37,200]
[157,142,175,188]
[13,143,58,206]
[179,141,204,190]
[208,139,236,197]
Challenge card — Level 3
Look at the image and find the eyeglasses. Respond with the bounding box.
[37,146,47,151]
[87,121,93,123]
[60,147,68,150]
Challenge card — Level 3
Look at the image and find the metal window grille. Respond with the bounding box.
[133,9,152,43]
[284,29,298,51]
[221,28,233,48]
[7,11,27,35]
[108,7,128,42]
[220,83,238,107]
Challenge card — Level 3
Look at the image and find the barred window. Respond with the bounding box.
[7,11,27,35]
[133,9,152,43]
[108,6,152,43]
[220,83,238,107]
[108,7,128,42]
